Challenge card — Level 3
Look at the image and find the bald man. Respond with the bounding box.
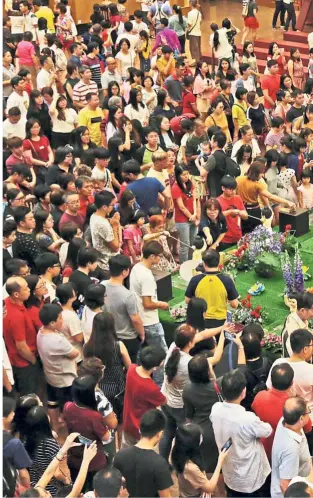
[101,57,122,96]
[271,397,312,498]
[3,276,40,395]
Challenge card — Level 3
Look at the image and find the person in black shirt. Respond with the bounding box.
[3,220,17,283]
[46,146,75,186]
[50,190,66,235]
[198,198,227,251]
[26,90,52,141]
[12,207,41,273]
[69,247,99,308]
[286,89,305,134]
[114,409,173,497]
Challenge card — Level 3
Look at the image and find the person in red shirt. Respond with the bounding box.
[24,275,47,330]
[75,176,94,219]
[182,76,198,117]
[217,175,248,250]
[122,345,166,447]
[59,192,85,232]
[3,276,39,395]
[252,362,312,461]
[261,60,280,119]
[171,165,200,263]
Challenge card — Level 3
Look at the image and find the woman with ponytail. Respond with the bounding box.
[169,5,187,54]
[160,323,228,463]
[172,423,230,498]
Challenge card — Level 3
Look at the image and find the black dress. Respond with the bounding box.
[183,380,220,472]
[98,341,125,422]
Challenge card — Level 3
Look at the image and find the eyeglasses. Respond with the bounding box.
[52,264,61,268]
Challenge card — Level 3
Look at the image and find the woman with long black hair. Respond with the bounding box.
[34,211,63,253]
[193,61,215,120]
[152,88,176,120]
[25,405,70,495]
[169,5,187,54]
[172,422,230,497]
[49,95,78,149]
[69,126,97,165]
[84,312,131,443]
[171,165,199,263]
[62,237,87,282]
[106,105,123,141]
[23,118,54,185]
[45,145,74,186]
[26,90,52,140]
[24,275,47,329]
[63,375,110,492]
[124,88,149,126]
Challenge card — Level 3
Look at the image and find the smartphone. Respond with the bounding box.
[221,437,233,452]
[226,311,233,323]
[78,435,93,447]
[225,331,236,341]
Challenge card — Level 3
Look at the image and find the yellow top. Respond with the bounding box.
[236,176,266,204]
[35,6,55,32]
[78,107,103,147]
[232,100,249,128]
[205,112,231,142]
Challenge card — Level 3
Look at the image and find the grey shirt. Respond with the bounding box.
[161,342,191,409]
[271,419,311,498]
[103,281,139,340]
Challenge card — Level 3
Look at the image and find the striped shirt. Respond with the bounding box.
[82,55,102,88]
[29,437,63,496]
[72,80,99,107]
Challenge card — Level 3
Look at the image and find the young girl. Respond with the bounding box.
[137,30,152,74]
[122,209,145,264]
[297,169,313,209]
[118,190,140,226]
[287,48,305,90]
[143,214,177,272]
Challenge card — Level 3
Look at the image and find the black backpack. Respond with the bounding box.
[225,156,241,178]
[244,357,269,409]
[213,150,241,179]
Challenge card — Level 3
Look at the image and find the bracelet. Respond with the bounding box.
[238,346,244,351]
[56,452,66,461]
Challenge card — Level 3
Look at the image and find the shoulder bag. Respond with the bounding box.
[186,11,199,40]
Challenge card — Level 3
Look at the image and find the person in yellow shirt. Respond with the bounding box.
[33,0,55,32]
[78,93,103,147]
[205,98,231,143]
[232,87,249,141]
[156,46,176,86]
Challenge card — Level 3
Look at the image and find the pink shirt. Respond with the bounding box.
[122,226,142,260]
[17,41,35,66]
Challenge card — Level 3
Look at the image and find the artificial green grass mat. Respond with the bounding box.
[160,228,313,345]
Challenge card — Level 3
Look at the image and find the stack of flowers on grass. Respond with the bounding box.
[232,294,267,325]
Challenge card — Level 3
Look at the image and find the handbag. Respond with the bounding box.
[186,11,199,40]
[242,3,248,16]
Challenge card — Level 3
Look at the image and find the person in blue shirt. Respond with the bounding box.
[122,159,171,214]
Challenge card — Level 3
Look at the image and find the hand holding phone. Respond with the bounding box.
[78,435,93,447]
[225,331,236,341]
[221,437,232,452]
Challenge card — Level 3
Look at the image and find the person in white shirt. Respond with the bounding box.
[6,76,29,118]
[37,55,56,91]
[211,368,272,496]
[56,283,84,363]
[116,21,139,52]
[282,293,313,357]
[271,397,311,498]
[131,10,149,34]
[308,32,313,49]
[267,329,313,417]
[3,108,27,140]
[186,0,202,61]
[19,0,38,37]
[129,241,169,352]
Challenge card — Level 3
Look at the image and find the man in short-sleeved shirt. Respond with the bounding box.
[261,61,280,110]
[3,277,39,395]
[185,249,239,328]
[126,177,166,214]
[78,93,103,146]
[218,176,248,246]
[271,400,311,498]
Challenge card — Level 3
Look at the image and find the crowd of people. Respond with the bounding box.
[2,0,313,496]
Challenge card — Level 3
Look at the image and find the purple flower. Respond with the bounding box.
[294,246,304,293]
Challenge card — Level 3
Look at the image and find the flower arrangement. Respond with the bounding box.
[232,294,268,325]
[235,226,283,271]
[218,254,238,281]
[281,224,298,255]
[281,245,305,296]
[261,333,282,355]
[170,304,187,322]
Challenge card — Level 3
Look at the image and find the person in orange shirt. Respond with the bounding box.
[76,176,94,218]
[156,46,175,86]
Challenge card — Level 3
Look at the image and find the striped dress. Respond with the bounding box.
[29,437,64,496]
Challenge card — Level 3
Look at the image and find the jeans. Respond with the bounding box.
[159,405,186,461]
[144,322,168,387]
[176,222,197,263]
[272,1,285,27]
[284,2,296,30]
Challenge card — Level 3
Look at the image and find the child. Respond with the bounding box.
[138,30,152,74]
[122,210,146,264]
[298,170,313,209]
[309,48,313,79]
[92,148,112,190]
[143,214,177,272]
